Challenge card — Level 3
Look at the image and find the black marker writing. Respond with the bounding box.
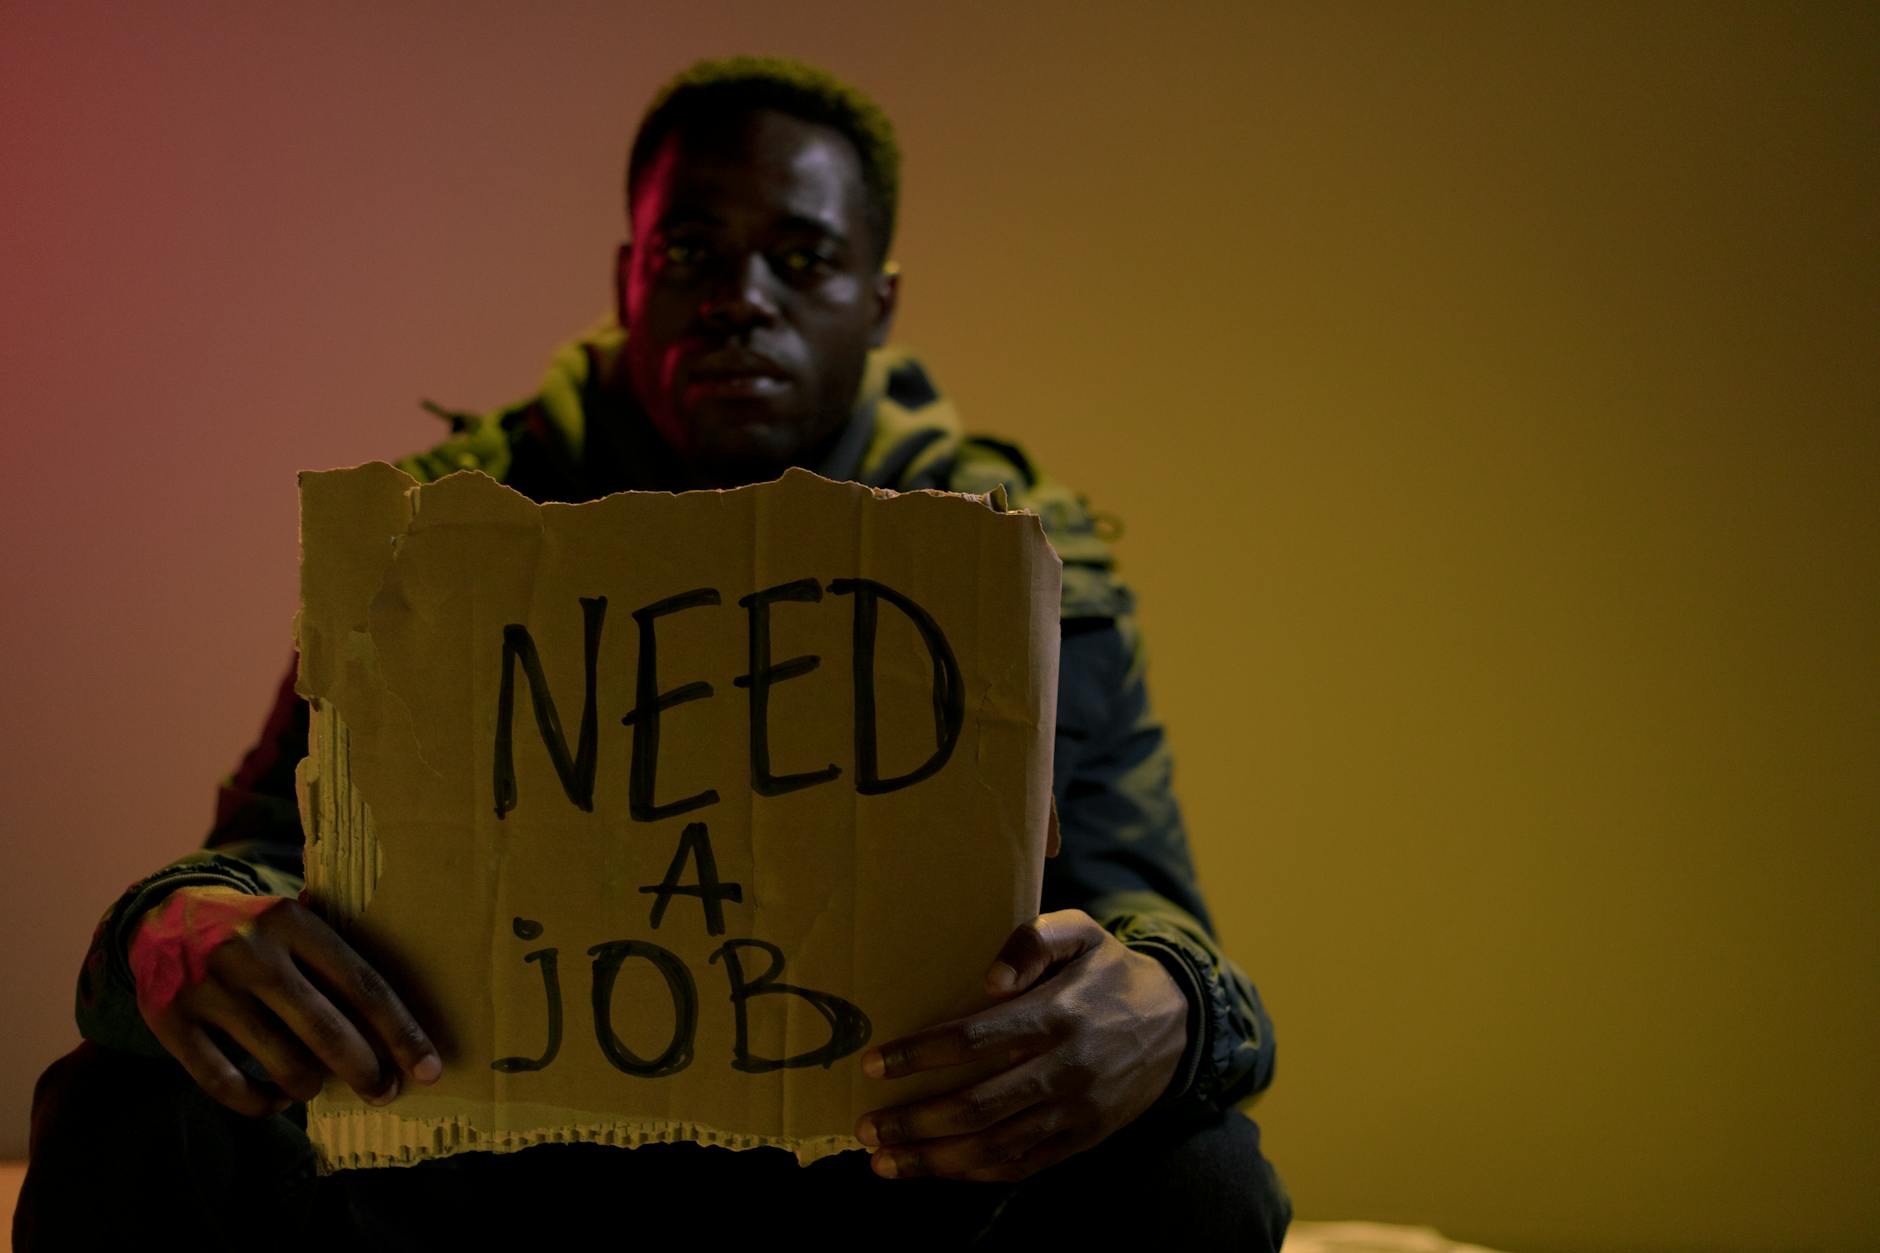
[491,916,562,1072]
[711,938,872,1073]
[588,939,698,1078]
[639,821,743,937]
[492,597,606,818]
[620,588,722,822]
[827,578,964,794]
[734,578,840,796]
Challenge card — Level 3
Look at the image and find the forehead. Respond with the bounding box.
[631,109,870,242]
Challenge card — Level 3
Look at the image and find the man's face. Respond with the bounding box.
[617,109,897,486]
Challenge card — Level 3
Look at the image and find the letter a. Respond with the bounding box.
[638,821,744,937]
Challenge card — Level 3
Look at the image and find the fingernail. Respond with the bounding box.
[988,961,1018,992]
[413,1053,442,1084]
[366,1076,400,1107]
[874,1152,899,1179]
[855,1116,879,1147]
[862,1050,886,1079]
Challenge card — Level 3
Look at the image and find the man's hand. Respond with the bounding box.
[854,909,1188,1182]
[129,886,442,1118]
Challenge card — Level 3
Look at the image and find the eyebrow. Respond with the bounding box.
[777,213,849,248]
[653,207,724,231]
[652,207,849,249]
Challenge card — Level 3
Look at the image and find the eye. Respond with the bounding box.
[659,239,706,267]
[778,247,833,277]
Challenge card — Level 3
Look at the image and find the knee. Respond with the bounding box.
[28,1041,177,1155]
[996,1102,1291,1248]
[1141,1103,1291,1249]
[17,1041,316,1253]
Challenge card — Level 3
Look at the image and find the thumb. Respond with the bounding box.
[985,910,1104,996]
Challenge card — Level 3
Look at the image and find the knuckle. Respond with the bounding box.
[243,913,283,946]
[1012,1071,1049,1110]
[347,959,387,1000]
[988,1128,1030,1163]
[245,959,294,995]
[959,1018,997,1056]
[1026,1103,1064,1140]
[1056,1041,1100,1083]
[302,1004,353,1051]
[349,959,400,1008]
[955,1087,1000,1128]
[203,935,253,973]
[264,898,309,936]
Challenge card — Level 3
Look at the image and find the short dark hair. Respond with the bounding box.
[626,56,901,266]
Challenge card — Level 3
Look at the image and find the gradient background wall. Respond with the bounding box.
[3,4,1874,1250]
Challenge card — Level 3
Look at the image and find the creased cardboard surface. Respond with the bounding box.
[293,465,1060,1170]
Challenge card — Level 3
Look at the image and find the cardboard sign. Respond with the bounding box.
[293,464,1061,1170]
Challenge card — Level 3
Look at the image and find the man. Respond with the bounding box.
[20,57,1288,1249]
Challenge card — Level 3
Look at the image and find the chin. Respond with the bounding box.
[681,429,804,487]
[688,401,821,456]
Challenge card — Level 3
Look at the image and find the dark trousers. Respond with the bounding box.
[18,1042,1290,1250]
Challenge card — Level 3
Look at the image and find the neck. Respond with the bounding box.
[590,385,872,492]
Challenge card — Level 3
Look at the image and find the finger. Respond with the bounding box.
[194,984,336,1105]
[153,1019,289,1119]
[858,1054,1053,1146]
[985,910,1105,997]
[862,1001,1054,1080]
[283,911,442,1085]
[130,887,281,1017]
[872,1104,1060,1181]
[250,965,398,1104]
[955,1128,1089,1184]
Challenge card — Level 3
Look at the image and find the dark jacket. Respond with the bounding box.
[75,321,1276,1112]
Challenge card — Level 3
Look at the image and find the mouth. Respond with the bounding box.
[683,349,792,397]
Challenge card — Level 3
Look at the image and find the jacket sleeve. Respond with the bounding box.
[935,436,1278,1111]
[75,660,310,1057]
[73,431,498,1057]
[1044,583,1277,1112]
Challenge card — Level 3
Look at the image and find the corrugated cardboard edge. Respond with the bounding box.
[309,1108,856,1173]
[298,703,380,930]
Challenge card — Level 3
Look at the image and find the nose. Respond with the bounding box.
[699,251,780,331]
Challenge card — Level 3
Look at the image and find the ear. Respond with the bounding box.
[867,261,900,348]
[613,241,633,329]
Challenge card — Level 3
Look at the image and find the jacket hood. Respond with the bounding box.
[405,314,966,494]
[397,315,1125,618]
